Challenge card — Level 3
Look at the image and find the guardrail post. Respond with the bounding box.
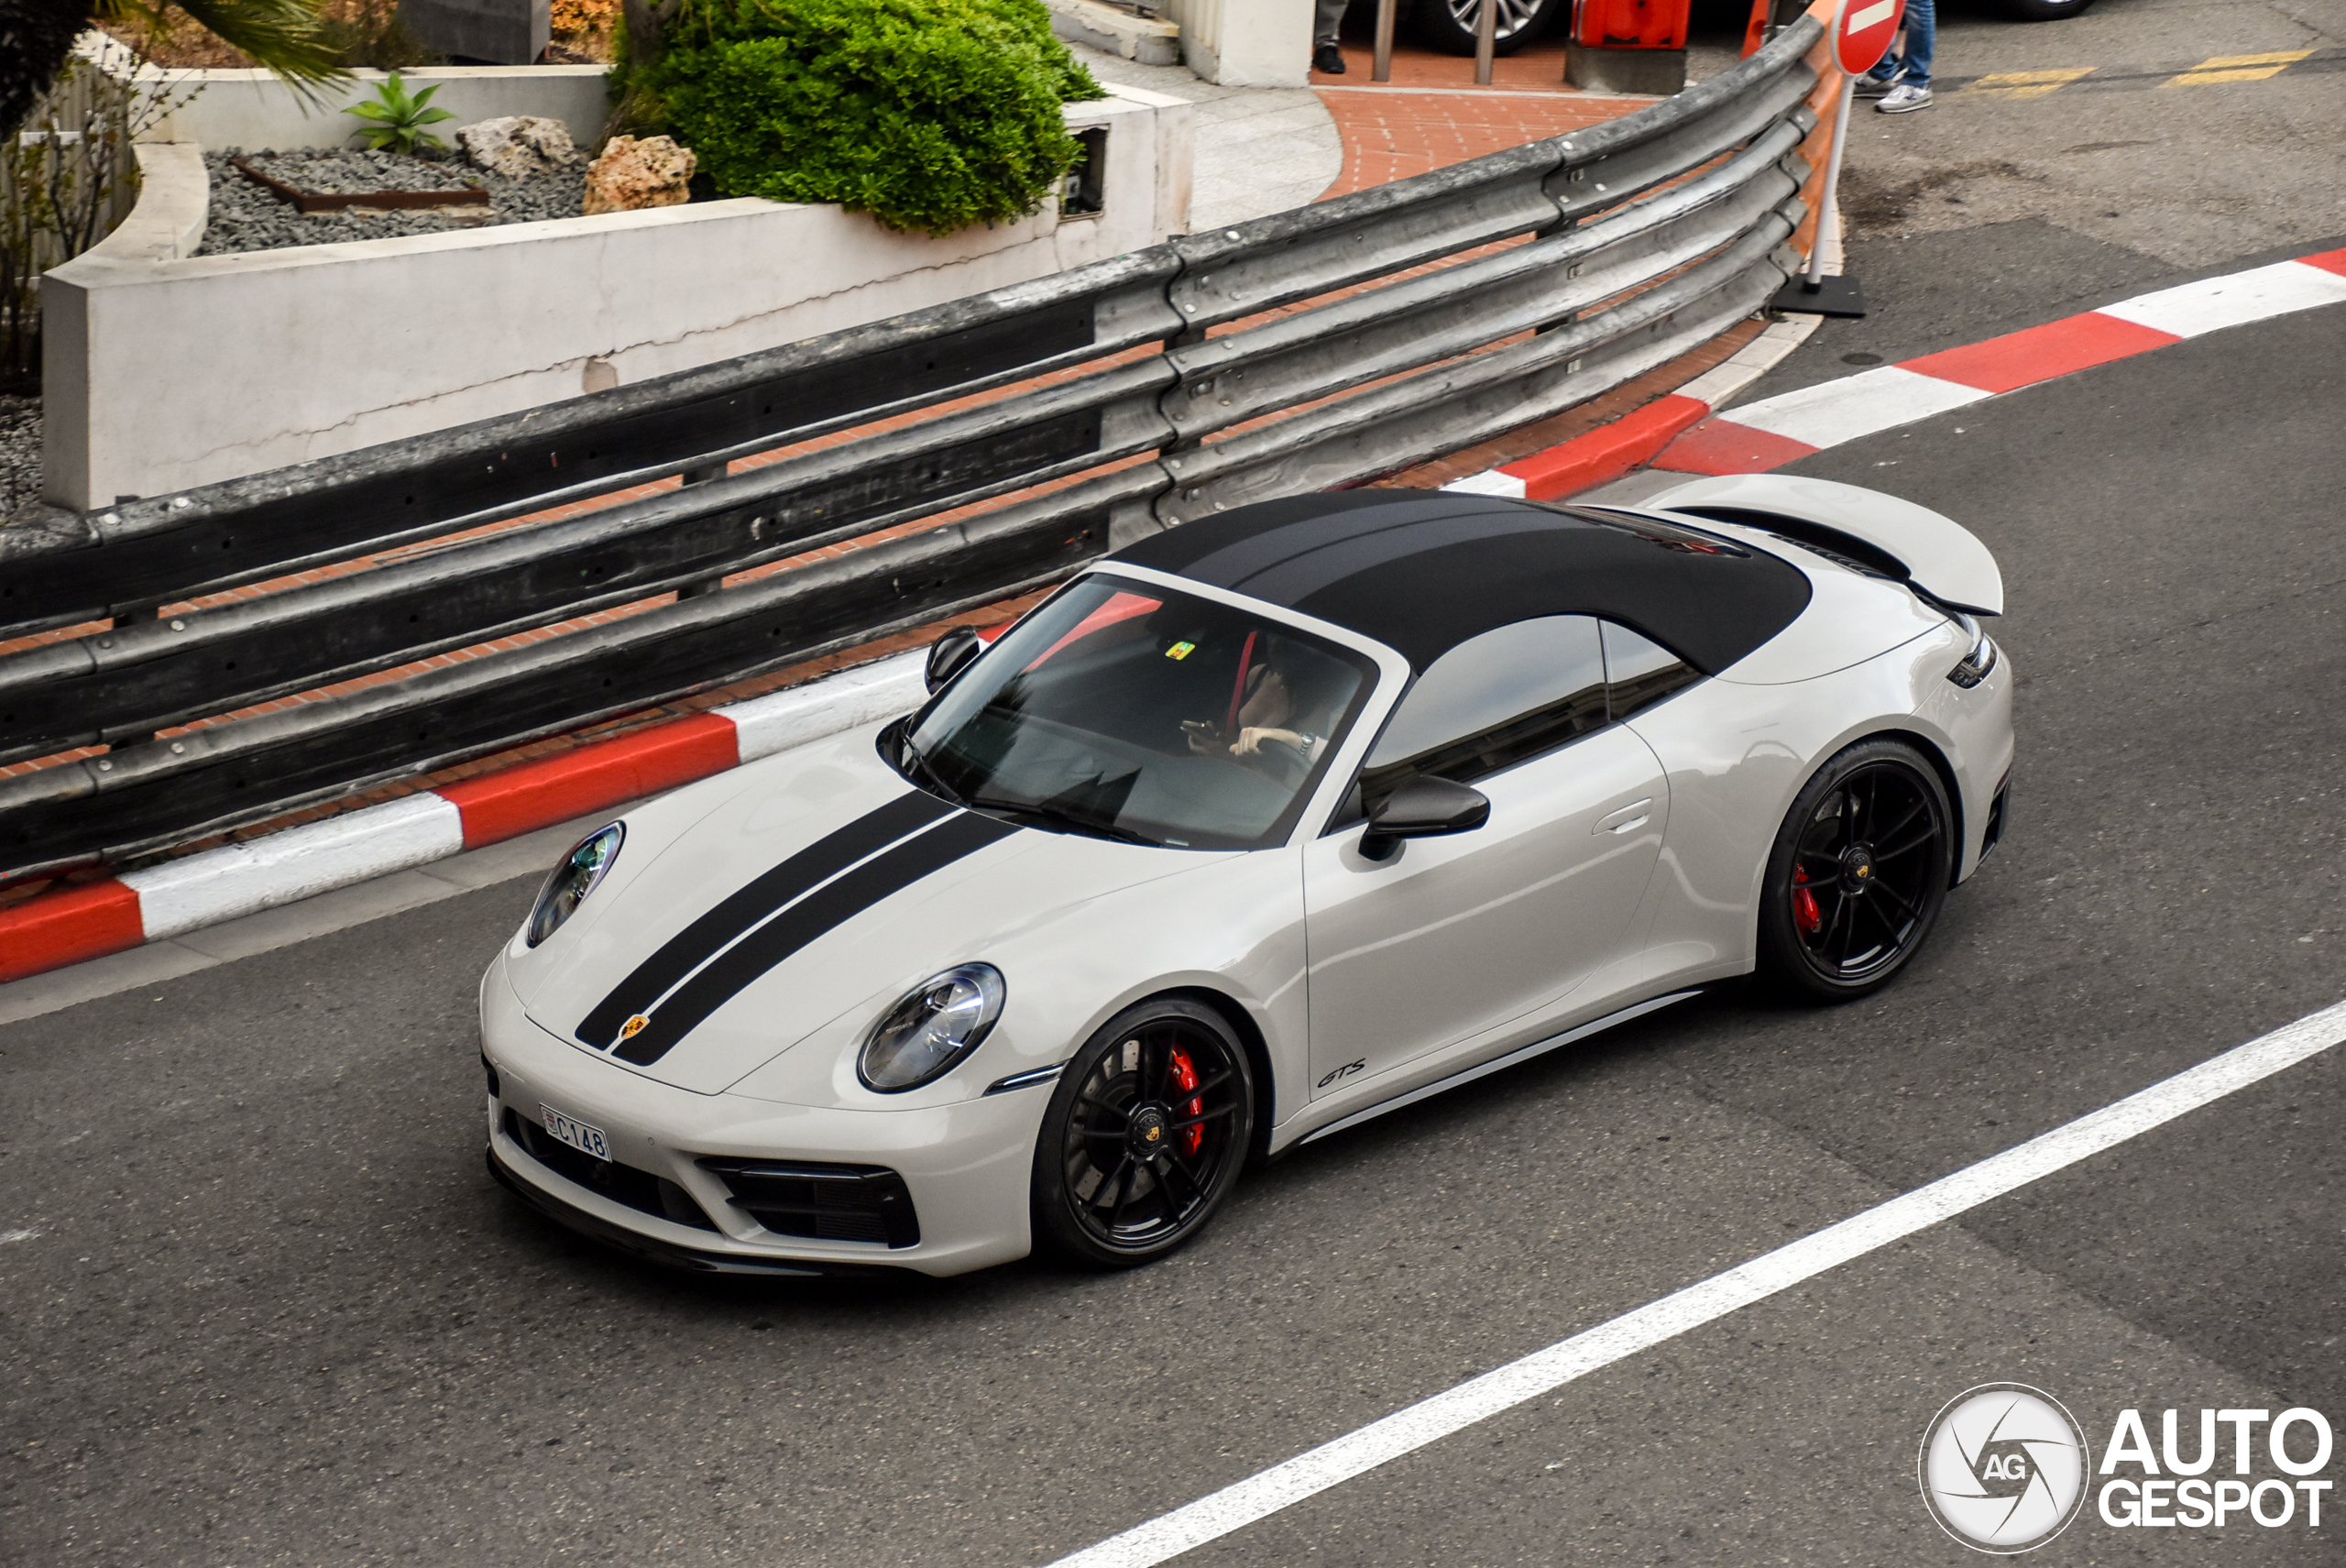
[676,463,728,599]
[1373,0,1397,82]
[1161,319,1208,455]
[101,603,163,749]
[1474,0,1497,86]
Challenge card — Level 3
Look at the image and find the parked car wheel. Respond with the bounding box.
[1031,997,1256,1268]
[1757,739,1955,1002]
[1409,0,1571,57]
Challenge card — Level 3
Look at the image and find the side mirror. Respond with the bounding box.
[925,625,983,693]
[1359,775,1490,861]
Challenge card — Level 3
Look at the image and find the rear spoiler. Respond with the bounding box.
[1646,474,2003,616]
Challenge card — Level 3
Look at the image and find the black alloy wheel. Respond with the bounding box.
[1410,0,1570,57]
[1031,998,1255,1267]
[1757,739,1956,1001]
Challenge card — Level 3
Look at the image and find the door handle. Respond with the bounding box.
[1595,798,1653,836]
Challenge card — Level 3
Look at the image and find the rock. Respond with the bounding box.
[455,115,582,181]
[582,135,696,216]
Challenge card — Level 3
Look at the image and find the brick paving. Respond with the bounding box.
[1309,35,1651,197]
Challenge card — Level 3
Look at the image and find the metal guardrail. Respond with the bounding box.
[0,16,1825,882]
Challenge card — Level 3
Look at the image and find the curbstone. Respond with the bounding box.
[1442,247,2346,499]
[121,794,466,941]
[0,650,929,987]
[440,713,739,849]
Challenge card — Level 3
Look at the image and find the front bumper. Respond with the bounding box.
[479,953,1047,1277]
[486,1145,905,1277]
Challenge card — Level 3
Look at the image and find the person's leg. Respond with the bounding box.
[1875,0,1934,110]
[1897,0,1934,88]
[1314,0,1349,71]
[1855,48,1904,95]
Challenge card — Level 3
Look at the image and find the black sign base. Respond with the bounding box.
[1770,273,1869,318]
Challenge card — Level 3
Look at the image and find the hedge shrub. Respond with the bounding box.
[625,0,1105,236]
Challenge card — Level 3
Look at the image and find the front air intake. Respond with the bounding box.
[503,1108,718,1231]
[697,1158,921,1248]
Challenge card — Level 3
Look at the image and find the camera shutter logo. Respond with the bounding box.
[1919,1384,2091,1552]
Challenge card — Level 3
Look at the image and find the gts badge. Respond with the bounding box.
[1317,1058,1365,1090]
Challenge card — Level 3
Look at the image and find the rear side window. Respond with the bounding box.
[1358,615,1607,805]
[1602,621,1698,721]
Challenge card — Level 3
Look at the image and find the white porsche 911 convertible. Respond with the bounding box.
[479,474,2012,1277]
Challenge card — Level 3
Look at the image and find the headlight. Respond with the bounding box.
[857,963,1005,1092]
[525,822,625,948]
[1946,613,1999,689]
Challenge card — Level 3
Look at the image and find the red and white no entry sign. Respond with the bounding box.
[1834,0,1908,77]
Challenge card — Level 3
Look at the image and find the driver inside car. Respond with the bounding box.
[1183,634,1335,777]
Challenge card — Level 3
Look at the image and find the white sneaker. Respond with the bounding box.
[1853,71,1902,98]
[1877,82,1934,114]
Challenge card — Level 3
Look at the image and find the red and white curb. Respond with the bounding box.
[1445,247,2346,498]
[1441,314,1824,501]
[0,652,926,986]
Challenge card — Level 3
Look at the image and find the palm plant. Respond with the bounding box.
[343,71,455,152]
[3,0,349,137]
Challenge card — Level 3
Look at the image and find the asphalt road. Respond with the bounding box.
[6,9,2344,1566]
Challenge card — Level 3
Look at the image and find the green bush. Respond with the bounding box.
[620,0,1105,236]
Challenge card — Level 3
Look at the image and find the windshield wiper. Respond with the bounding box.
[895,732,963,806]
[963,795,1160,848]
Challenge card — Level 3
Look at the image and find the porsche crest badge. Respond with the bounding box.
[619,1014,650,1040]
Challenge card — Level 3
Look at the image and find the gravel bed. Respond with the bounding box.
[0,396,40,526]
[196,148,587,255]
[241,149,483,195]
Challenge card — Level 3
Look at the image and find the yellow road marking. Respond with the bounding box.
[1965,68,2096,99]
[2164,49,2315,86]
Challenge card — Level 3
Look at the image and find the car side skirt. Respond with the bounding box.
[1294,988,1703,1147]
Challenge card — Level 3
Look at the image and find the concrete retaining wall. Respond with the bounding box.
[134,60,612,152]
[41,85,1192,509]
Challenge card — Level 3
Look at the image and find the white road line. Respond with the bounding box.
[2096,259,2346,339]
[1044,997,2346,1568]
[1440,469,1529,498]
[1724,365,1991,449]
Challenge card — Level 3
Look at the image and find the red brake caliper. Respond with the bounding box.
[1168,1047,1204,1157]
[1792,864,1822,936]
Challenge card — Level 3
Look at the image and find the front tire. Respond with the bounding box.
[1997,0,2097,19]
[1031,998,1255,1268]
[1756,739,1955,1002]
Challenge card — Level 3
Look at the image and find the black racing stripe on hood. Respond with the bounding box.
[577,789,955,1048]
[612,810,1019,1067]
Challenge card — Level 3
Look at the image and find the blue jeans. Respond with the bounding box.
[1866,0,1935,89]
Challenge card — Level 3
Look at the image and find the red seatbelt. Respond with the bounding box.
[1226,631,1258,736]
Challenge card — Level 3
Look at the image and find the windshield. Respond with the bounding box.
[898,576,1378,850]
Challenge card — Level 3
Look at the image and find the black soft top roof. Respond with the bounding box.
[1109,491,1812,674]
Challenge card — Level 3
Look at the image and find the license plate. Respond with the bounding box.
[539,1103,610,1161]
